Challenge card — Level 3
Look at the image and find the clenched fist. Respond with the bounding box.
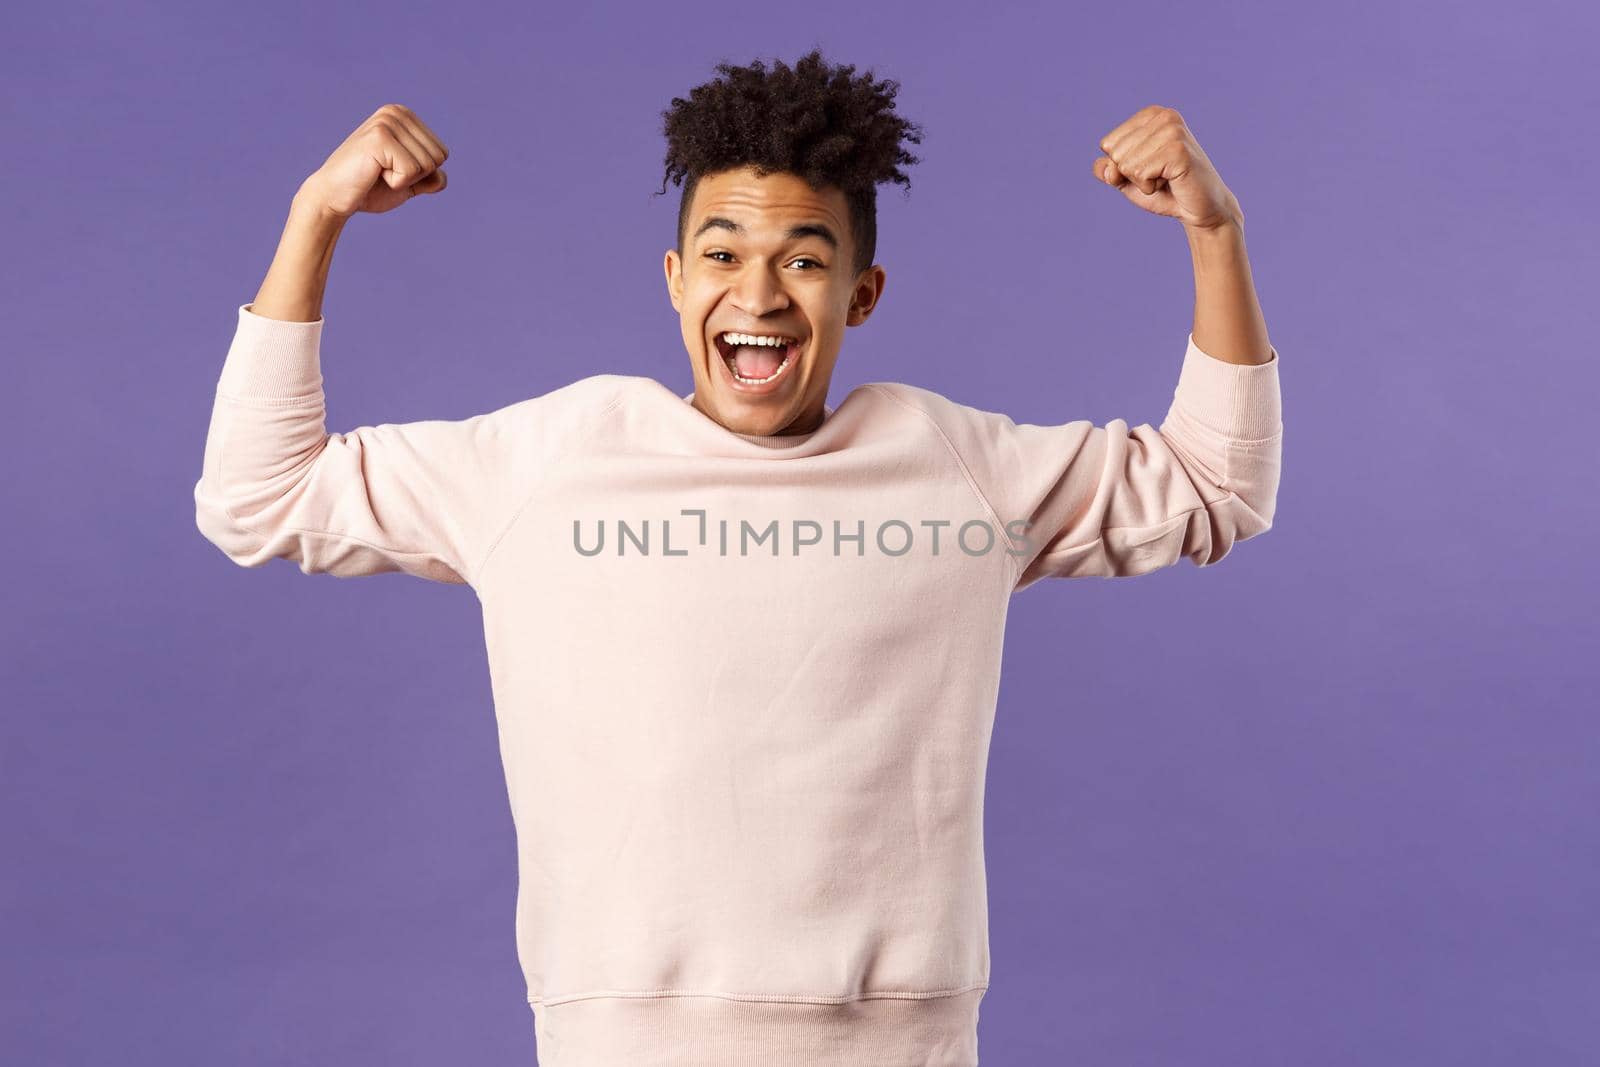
[301,104,450,219]
[1092,106,1242,231]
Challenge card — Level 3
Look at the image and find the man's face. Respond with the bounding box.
[664,166,886,436]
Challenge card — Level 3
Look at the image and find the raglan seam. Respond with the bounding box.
[471,385,630,587]
[860,384,1024,590]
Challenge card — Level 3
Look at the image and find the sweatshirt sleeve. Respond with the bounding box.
[193,303,539,587]
[879,333,1282,592]
[1001,333,1283,589]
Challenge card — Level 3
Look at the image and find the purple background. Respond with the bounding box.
[5,1,1596,1063]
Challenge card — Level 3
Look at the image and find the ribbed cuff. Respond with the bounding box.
[1169,332,1282,441]
[215,302,325,398]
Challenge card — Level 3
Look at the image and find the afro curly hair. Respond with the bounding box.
[655,48,925,279]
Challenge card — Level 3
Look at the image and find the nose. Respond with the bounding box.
[730,263,791,318]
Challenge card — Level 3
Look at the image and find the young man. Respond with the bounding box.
[195,50,1281,1067]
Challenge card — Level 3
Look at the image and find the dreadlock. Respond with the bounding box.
[655,48,925,277]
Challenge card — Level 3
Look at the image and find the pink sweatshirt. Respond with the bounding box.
[195,303,1282,1065]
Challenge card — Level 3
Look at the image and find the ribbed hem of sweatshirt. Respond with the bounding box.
[529,986,985,1066]
[215,302,325,398]
[1170,333,1281,441]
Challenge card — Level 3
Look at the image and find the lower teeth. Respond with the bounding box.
[728,355,789,384]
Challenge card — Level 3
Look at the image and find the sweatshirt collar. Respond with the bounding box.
[678,389,836,450]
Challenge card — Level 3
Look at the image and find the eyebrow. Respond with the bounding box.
[692,216,839,251]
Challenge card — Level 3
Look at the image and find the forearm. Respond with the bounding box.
[251,181,349,324]
[1184,219,1273,367]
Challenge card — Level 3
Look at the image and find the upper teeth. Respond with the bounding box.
[722,332,794,347]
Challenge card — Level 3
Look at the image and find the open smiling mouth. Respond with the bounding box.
[713,330,802,388]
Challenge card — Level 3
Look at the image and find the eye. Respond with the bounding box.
[702,250,824,270]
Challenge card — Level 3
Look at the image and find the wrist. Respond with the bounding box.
[1185,215,1247,265]
[1184,195,1246,239]
[1185,213,1244,239]
[290,178,352,234]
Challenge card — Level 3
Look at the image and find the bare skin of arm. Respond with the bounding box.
[1186,218,1273,367]
[250,189,348,324]
[1093,105,1273,367]
[249,103,450,324]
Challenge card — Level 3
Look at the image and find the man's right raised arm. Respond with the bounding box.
[193,105,519,587]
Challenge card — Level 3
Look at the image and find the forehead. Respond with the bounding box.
[688,167,849,241]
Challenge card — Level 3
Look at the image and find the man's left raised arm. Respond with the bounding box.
[994,106,1283,588]
[1095,103,1273,368]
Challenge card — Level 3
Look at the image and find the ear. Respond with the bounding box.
[663,248,683,312]
[845,265,887,327]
